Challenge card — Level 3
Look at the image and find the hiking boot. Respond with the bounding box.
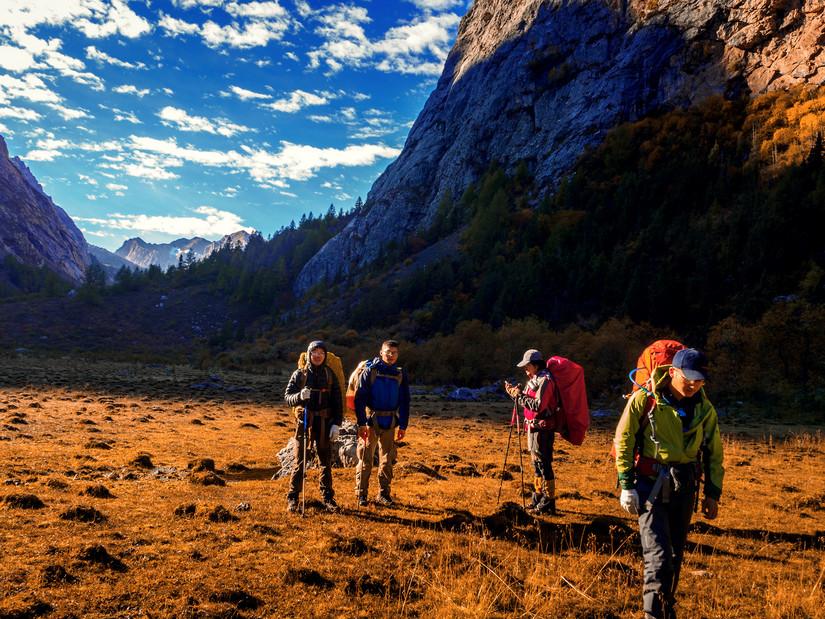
[375,494,394,507]
[286,498,298,513]
[357,495,368,507]
[527,492,542,510]
[533,495,557,515]
[323,497,338,512]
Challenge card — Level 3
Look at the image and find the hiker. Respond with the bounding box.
[283,340,343,513]
[614,348,724,619]
[504,348,558,515]
[354,339,410,507]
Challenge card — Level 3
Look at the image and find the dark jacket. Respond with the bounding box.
[354,357,410,430]
[284,362,343,427]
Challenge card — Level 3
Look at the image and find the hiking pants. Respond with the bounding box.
[637,474,695,619]
[288,415,334,501]
[355,426,396,499]
[527,427,555,480]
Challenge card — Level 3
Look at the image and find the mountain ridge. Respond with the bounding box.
[295,0,825,293]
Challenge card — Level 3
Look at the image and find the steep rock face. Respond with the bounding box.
[0,136,90,282]
[296,0,825,292]
[115,230,251,270]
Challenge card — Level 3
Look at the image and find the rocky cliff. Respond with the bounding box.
[115,230,251,270]
[0,135,90,282]
[296,0,825,292]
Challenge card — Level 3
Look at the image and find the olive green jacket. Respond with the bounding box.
[614,366,724,500]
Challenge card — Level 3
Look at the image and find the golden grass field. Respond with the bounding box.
[0,357,823,618]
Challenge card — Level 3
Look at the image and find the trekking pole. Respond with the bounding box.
[516,408,526,509]
[496,404,518,505]
[301,405,308,516]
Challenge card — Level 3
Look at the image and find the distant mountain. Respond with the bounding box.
[88,244,140,280]
[114,230,252,270]
[0,135,90,282]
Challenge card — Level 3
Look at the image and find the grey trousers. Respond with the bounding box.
[637,475,695,619]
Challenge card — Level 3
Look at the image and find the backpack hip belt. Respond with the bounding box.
[367,409,398,428]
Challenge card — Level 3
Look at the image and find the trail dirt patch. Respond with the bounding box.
[207,589,262,611]
[188,458,215,472]
[191,471,226,486]
[76,544,127,572]
[41,564,77,585]
[327,534,370,556]
[4,493,45,509]
[207,505,238,523]
[282,567,334,589]
[175,504,197,518]
[82,484,114,499]
[130,454,153,469]
[59,505,107,523]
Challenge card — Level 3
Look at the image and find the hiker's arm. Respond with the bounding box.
[354,368,370,427]
[283,370,304,407]
[397,369,410,430]
[514,375,549,413]
[614,394,642,490]
[701,403,724,502]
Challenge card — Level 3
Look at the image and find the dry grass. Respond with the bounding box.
[0,357,823,618]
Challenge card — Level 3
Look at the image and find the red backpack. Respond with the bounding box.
[629,339,685,395]
[545,356,589,445]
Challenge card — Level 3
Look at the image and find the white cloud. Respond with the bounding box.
[262,89,331,113]
[407,0,463,10]
[74,205,254,238]
[0,106,41,121]
[0,45,36,72]
[157,13,201,37]
[74,0,152,39]
[279,190,297,198]
[0,73,60,105]
[158,106,253,137]
[158,3,294,49]
[225,1,288,19]
[85,45,146,69]
[78,174,98,185]
[111,108,141,124]
[229,85,271,100]
[0,122,11,135]
[201,19,290,48]
[106,183,128,191]
[126,134,400,184]
[284,51,299,62]
[172,0,225,9]
[113,84,150,97]
[307,8,460,76]
[46,103,90,120]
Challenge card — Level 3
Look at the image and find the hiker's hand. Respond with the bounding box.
[396,428,406,441]
[701,496,718,520]
[358,425,370,441]
[620,489,640,515]
[505,383,521,398]
[329,424,340,441]
[299,387,311,401]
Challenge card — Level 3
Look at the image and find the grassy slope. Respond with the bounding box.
[0,358,822,618]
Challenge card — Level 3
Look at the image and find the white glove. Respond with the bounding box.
[620,489,640,515]
[299,386,311,401]
[329,424,340,441]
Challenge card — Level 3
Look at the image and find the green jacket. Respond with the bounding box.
[614,366,724,500]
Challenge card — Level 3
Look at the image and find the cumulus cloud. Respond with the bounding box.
[0,105,41,121]
[229,85,271,100]
[113,84,150,97]
[407,0,464,10]
[158,2,294,49]
[74,205,254,238]
[307,7,460,76]
[158,106,253,137]
[261,89,331,113]
[85,45,146,69]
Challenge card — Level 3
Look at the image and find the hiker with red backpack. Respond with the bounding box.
[283,340,343,513]
[614,347,724,619]
[504,348,589,515]
[353,339,410,507]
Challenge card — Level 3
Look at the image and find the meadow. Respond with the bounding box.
[0,357,822,618]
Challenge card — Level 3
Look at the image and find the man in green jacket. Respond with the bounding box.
[614,348,724,619]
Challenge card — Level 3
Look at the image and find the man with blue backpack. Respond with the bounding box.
[353,339,410,507]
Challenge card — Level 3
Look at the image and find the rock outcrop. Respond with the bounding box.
[115,230,251,270]
[296,0,825,292]
[0,135,90,282]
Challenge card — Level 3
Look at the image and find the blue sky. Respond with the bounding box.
[0,0,468,251]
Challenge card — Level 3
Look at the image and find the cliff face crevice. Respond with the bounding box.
[0,136,90,283]
[296,0,825,293]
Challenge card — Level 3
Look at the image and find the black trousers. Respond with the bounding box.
[636,474,695,618]
[287,414,333,501]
